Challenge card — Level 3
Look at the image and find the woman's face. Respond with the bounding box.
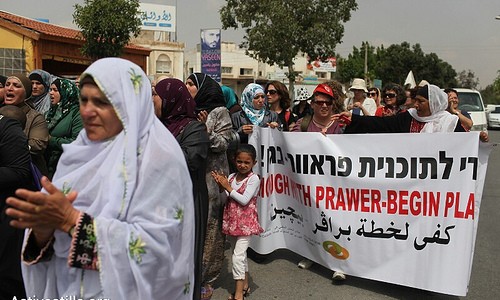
[312,93,334,118]
[0,82,4,101]
[368,89,378,99]
[49,83,61,105]
[383,89,397,106]
[152,87,162,118]
[235,152,256,176]
[266,84,279,105]
[79,83,124,141]
[31,80,45,97]
[3,78,27,105]
[414,96,431,117]
[185,78,198,99]
[252,92,266,110]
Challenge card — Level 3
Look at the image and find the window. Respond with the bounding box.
[0,48,26,75]
[316,72,327,79]
[222,67,232,74]
[240,68,253,76]
[156,54,172,74]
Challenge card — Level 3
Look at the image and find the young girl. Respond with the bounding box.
[211,144,263,300]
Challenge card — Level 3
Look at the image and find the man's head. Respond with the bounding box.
[311,84,335,118]
[201,29,220,49]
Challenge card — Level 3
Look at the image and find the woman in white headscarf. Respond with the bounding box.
[6,58,195,299]
[341,83,467,134]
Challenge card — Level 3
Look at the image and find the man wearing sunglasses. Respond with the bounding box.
[292,83,343,134]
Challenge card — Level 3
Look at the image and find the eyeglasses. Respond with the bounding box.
[314,100,333,106]
[266,89,278,95]
[253,94,266,100]
[384,93,396,98]
[369,92,377,96]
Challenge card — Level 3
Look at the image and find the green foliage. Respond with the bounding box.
[220,0,357,88]
[480,71,500,104]
[337,42,458,88]
[73,0,142,60]
[456,69,479,89]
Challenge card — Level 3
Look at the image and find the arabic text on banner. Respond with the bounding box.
[248,128,492,296]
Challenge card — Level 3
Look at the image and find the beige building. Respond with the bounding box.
[132,31,185,82]
[185,41,338,97]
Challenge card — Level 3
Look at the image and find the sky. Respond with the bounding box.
[1,0,499,88]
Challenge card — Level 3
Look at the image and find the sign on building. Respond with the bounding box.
[139,3,176,33]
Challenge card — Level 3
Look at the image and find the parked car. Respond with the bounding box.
[454,88,488,132]
[488,105,500,129]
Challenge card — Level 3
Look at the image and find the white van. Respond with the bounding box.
[454,88,488,132]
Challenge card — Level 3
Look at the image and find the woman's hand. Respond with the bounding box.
[197,110,209,123]
[6,177,80,237]
[267,121,279,129]
[479,131,489,143]
[242,124,253,135]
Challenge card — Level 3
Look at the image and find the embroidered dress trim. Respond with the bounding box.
[68,213,98,270]
[23,230,55,264]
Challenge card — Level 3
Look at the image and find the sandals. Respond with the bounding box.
[201,284,214,300]
[228,293,245,300]
[243,286,251,297]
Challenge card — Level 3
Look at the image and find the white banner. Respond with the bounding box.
[248,128,492,296]
[139,3,176,32]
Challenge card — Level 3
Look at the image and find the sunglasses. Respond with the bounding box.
[314,100,333,106]
[384,93,396,98]
[369,92,377,96]
[266,89,278,95]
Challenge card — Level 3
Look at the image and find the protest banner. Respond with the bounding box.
[248,128,492,296]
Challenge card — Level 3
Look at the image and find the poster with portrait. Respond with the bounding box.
[201,28,221,82]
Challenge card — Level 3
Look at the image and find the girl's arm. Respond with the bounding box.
[229,174,260,206]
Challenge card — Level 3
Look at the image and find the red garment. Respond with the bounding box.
[375,106,406,117]
[222,173,264,236]
[409,118,426,133]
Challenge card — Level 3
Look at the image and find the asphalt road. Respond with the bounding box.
[211,130,500,300]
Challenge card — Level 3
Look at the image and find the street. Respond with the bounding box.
[211,130,500,300]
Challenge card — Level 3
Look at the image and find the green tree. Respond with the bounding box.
[336,42,376,84]
[73,0,142,60]
[220,0,358,98]
[481,71,500,104]
[338,42,458,88]
[456,69,479,89]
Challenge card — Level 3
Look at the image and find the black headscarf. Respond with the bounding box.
[187,73,225,113]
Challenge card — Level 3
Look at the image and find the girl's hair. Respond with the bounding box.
[235,144,257,161]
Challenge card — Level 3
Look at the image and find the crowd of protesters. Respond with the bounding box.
[0,61,489,300]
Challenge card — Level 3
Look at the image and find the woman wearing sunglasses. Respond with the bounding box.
[375,83,407,117]
[368,87,382,108]
[265,81,297,131]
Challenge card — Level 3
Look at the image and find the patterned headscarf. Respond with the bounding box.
[45,78,80,130]
[22,58,195,299]
[155,78,197,137]
[29,69,55,114]
[408,84,458,132]
[187,73,225,112]
[241,83,267,125]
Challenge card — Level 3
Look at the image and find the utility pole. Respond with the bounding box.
[364,41,368,83]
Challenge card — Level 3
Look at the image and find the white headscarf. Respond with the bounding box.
[22,58,194,299]
[407,84,458,133]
